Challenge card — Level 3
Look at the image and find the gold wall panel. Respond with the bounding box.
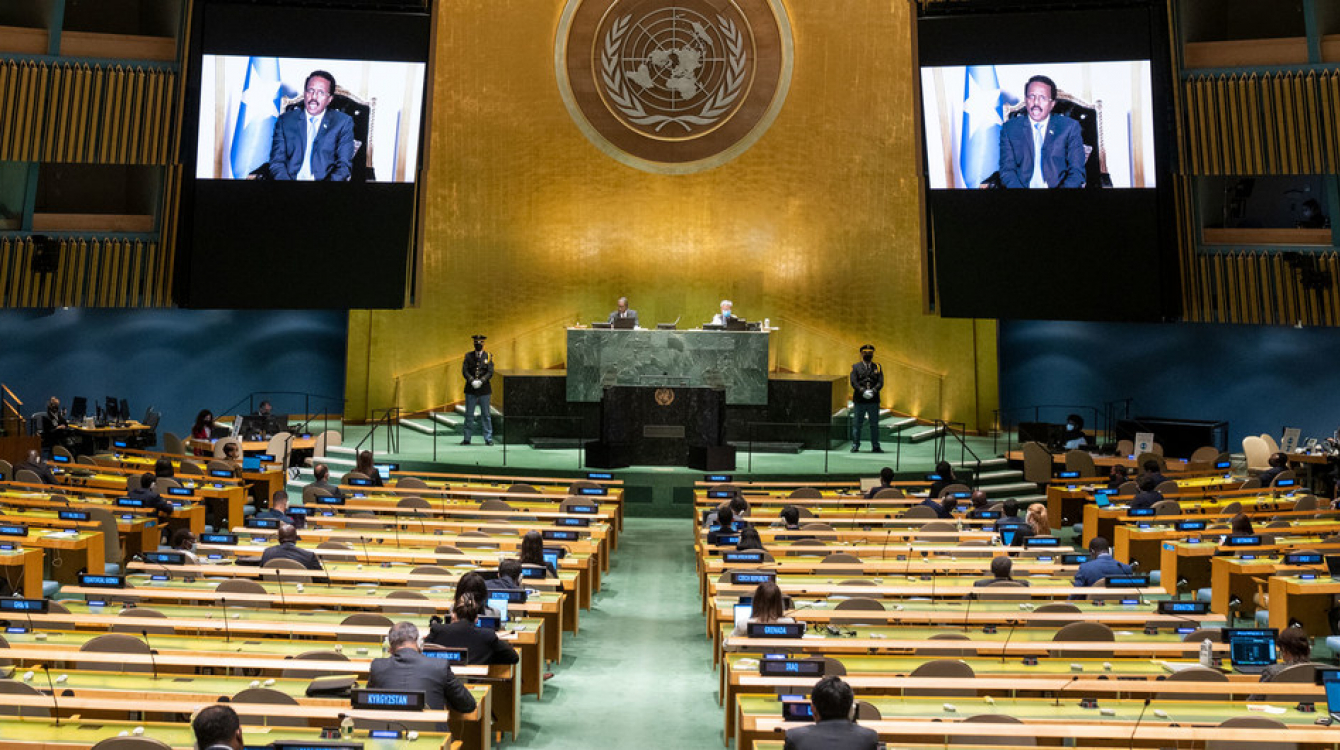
[346,0,998,430]
[0,59,174,165]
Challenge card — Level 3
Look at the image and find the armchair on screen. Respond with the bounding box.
[250,87,377,182]
[979,91,1111,189]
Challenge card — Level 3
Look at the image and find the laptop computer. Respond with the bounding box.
[611,316,635,329]
[1223,628,1277,674]
[1327,555,1340,580]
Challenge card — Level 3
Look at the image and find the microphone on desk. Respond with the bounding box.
[359,535,373,565]
[1052,675,1079,707]
[219,596,232,643]
[141,629,160,680]
[272,569,289,613]
[42,665,60,725]
[999,618,1018,663]
[393,519,402,549]
[962,590,973,631]
[1128,696,1151,750]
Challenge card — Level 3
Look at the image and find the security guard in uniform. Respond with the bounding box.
[462,334,494,446]
[849,344,884,453]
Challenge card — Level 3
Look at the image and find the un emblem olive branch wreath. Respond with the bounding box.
[601,13,748,133]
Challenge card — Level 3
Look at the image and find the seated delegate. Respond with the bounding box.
[425,593,519,665]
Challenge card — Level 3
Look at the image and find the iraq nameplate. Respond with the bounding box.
[556,0,793,173]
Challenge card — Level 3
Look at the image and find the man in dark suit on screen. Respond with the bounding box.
[268,70,355,181]
[783,676,878,750]
[998,75,1086,189]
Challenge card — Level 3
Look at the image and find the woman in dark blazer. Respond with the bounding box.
[425,593,519,665]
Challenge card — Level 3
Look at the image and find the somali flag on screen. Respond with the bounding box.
[959,65,1004,188]
[228,57,283,179]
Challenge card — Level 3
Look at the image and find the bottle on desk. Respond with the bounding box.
[1199,638,1213,667]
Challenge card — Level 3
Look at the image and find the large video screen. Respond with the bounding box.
[921,61,1155,190]
[177,1,432,310]
[196,55,425,183]
[917,1,1177,323]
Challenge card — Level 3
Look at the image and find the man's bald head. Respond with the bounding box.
[277,524,298,544]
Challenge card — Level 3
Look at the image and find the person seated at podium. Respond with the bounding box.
[1061,414,1089,450]
[520,529,557,578]
[736,527,765,552]
[731,581,795,637]
[128,472,176,523]
[1072,536,1130,587]
[928,461,956,499]
[255,400,273,417]
[782,676,879,750]
[369,622,477,714]
[965,490,992,519]
[995,498,1033,545]
[865,466,896,498]
[425,592,519,665]
[256,490,304,529]
[308,463,345,499]
[16,449,57,484]
[1139,458,1167,488]
[710,299,736,325]
[191,409,217,456]
[607,296,638,327]
[1106,464,1129,489]
[1230,512,1254,536]
[260,523,323,570]
[1128,475,1164,511]
[974,555,1028,588]
[707,507,739,546]
[42,397,68,443]
[1258,452,1289,487]
[193,704,245,750]
[486,559,523,591]
[1259,625,1317,682]
[355,450,385,487]
[171,528,200,565]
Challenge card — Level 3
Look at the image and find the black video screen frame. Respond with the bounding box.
[176,1,433,309]
[918,0,1178,322]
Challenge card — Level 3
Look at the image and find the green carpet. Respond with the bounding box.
[507,518,721,748]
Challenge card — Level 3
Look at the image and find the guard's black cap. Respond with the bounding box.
[859,344,875,353]
[471,334,487,342]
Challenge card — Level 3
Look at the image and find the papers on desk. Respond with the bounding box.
[1247,704,1287,714]
[1158,660,1204,673]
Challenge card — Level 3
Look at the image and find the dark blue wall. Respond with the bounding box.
[999,320,1340,448]
[0,309,347,441]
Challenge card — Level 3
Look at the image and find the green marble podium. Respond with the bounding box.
[566,327,769,405]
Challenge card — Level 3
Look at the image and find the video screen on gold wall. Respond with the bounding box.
[920,61,1156,191]
[195,55,426,184]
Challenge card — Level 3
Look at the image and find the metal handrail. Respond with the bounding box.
[934,419,983,489]
[356,407,401,454]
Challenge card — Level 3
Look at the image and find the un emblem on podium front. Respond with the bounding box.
[557,0,793,174]
[654,388,676,406]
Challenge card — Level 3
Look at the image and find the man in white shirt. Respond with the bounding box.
[268,70,356,181]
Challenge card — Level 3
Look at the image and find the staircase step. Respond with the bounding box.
[881,417,921,432]
[400,419,438,436]
[976,457,1010,470]
[975,469,1024,484]
[980,482,1039,497]
[430,412,462,429]
[453,404,502,417]
[907,426,945,444]
[326,445,357,456]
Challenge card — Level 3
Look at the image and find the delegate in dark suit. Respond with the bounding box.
[368,647,477,712]
[259,540,323,571]
[998,113,1086,189]
[268,107,355,181]
[424,620,519,666]
[607,308,638,326]
[784,719,879,750]
[1073,553,1131,587]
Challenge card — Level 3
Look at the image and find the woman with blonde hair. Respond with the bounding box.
[1025,502,1049,537]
